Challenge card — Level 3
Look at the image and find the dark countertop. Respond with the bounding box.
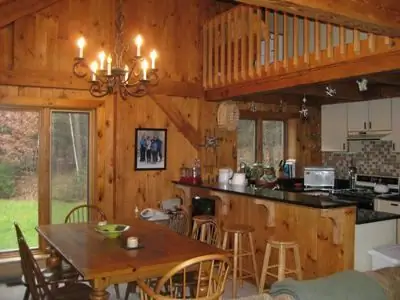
[356,208,400,225]
[173,181,356,209]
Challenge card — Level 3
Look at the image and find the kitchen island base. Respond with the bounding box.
[174,182,356,282]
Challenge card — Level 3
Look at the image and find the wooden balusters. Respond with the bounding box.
[304,17,309,64]
[202,4,400,91]
[293,16,299,67]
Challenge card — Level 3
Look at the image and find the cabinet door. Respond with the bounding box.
[391,98,400,152]
[368,99,391,131]
[347,102,368,132]
[321,103,347,152]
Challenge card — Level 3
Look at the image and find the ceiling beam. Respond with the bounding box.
[205,49,400,101]
[0,0,61,29]
[284,81,379,101]
[236,0,400,37]
[149,94,201,150]
[367,73,400,86]
[0,69,204,98]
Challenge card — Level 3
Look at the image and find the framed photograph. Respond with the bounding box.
[134,128,167,171]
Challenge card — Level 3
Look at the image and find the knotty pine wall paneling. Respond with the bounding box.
[0,0,319,223]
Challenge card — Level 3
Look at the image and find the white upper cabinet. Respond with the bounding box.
[347,99,391,132]
[389,97,400,152]
[321,103,347,152]
[368,99,392,131]
[347,102,369,132]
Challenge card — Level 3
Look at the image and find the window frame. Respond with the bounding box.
[0,98,101,258]
[238,110,289,166]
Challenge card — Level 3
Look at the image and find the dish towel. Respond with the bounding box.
[269,270,388,300]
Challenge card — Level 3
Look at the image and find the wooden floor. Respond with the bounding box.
[0,279,258,299]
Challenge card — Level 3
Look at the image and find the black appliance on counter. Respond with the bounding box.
[192,196,215,217]
[331,174,400,210]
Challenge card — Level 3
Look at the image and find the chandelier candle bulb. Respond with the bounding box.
[76,37,86,58]
[107,55,112,75]
[90,61,98,81]
[150,50,157,69]
[124,65,129,82]
[98,51,106,70]
[142,59,149,80]
[134,35,143,56]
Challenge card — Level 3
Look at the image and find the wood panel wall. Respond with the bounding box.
[0,0,320,224]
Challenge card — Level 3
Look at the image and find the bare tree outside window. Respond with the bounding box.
[237,120,256,170]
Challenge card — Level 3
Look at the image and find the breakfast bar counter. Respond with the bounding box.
[173,181,356,281]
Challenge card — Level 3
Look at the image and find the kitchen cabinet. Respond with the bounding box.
[375,198,400,243]
[321,103,347,152]
[390,97,400,152]
[369,99,392,131]
[347,102,369,132]
[347,99,391,132]
[355,219,397,271]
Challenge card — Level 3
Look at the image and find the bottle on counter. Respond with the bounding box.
[191,158,202,184]
[348,163,357,189]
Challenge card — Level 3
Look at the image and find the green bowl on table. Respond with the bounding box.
[94,224,130,239]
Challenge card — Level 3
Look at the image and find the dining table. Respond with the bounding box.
[36,218,227,300]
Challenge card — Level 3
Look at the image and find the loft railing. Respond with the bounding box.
[203,5,400,90]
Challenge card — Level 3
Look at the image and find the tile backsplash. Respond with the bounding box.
[322,140,400,179]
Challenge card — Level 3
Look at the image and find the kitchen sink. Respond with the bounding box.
[302,191,331,197]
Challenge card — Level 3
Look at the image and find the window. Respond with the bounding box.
[237,118,285,170]
[0,108,93,253]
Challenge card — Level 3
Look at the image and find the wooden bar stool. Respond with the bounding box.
[191,215,216,237]
[222,224,259,298]
[259,240,302,293]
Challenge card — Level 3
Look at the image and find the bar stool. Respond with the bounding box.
[191,215,216,236]
[259,240,302,293]
[222,224,259,298]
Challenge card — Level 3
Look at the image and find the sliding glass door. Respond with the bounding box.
[0,108,93,253]
[50,112,90,224]
[0,109,40,251]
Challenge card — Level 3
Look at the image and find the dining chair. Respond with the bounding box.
[14,223,92,300]
[64,204,107,224]
[64,204,121,299]
[191,219,221,248]
[137,254,230,299]
[168,206,191,236]
[125,206,190,300]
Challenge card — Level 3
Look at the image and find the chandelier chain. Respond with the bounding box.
[114,0,126,68]
[72,0,159,98]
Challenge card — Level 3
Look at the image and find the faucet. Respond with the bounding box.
[239,161,247,173]
[272,184,280,190]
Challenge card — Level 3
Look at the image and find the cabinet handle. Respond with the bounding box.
[390,203,399,207]
[363,122,366,129]
[393,143,396,151]
[342,143,346,150]
[369,121,371,129]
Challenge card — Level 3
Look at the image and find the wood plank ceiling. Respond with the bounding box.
[235,0,400,37]
[238,70,400,106]
[0,0,61,28]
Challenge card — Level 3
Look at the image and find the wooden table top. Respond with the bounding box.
[36,219,226,280]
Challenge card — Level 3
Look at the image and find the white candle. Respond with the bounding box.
[90,61,98,81]
[141,59,149,80]
[107,55,112,75]
[134,35,143,56]
[98,51,106,70]
[124,65,129,82]
[127,236,138,248]
[150,50,157,69]
[77,37,86,58]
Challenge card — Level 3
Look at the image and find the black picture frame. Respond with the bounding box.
[134,128,167,171]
